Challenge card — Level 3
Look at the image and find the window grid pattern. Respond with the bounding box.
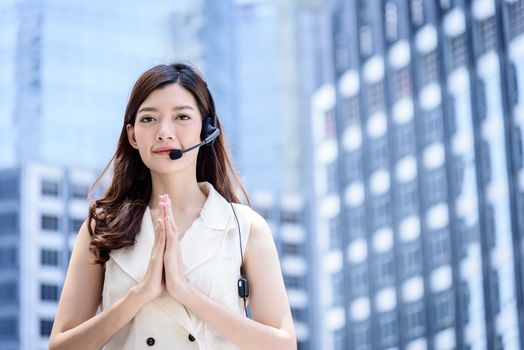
[343,95,361,128]
[420,50,439,86]
[478,16,497,54]
[0,247,17,268]
[393,66,412,100]
[509,0,524,38]
[41,215,59,231]
[41,180,59,197]
[450,33,467,69]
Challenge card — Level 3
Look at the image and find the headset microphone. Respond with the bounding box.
[169,128,220,160]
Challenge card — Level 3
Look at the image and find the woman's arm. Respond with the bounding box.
[49,217,166,350]
[161,195,296,350]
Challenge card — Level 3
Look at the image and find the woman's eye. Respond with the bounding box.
[139,116,155,123]
[176,114,191,120]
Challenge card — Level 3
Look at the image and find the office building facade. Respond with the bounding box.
[305,0,524,349]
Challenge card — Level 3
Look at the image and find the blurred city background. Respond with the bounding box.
[1,0,524,349]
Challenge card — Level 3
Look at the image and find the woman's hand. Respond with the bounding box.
[132,198,166,303]
[160,194,192,304]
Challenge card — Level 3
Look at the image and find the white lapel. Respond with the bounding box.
[180,182,234,273]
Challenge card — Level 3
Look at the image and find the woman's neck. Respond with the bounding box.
[148,172,207,212]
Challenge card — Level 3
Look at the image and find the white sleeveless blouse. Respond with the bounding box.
[101,182,253,349]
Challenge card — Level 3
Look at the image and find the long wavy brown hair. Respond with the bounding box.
[87,62,250,265]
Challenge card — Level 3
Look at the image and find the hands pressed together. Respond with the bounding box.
[136,194,192,305]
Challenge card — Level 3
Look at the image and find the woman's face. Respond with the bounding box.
[126,83,203,175]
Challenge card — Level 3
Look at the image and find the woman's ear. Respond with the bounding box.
[126,124,138,149]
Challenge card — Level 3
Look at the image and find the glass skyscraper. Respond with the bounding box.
[303,0,524,349]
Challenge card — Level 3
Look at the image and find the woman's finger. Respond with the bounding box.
[165,195,179,239]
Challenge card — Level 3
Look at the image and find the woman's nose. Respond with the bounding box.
[156,120,175,141]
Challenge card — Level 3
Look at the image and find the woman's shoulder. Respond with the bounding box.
[231,203,267,224]
[231,203,272,240]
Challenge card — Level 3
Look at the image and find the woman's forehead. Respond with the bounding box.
[140,83,198,110]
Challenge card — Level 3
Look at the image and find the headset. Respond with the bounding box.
[168,92,250,317]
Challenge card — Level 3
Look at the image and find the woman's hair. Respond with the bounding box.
[87,62,250,265]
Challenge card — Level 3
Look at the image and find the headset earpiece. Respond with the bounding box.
[201,116,217,144]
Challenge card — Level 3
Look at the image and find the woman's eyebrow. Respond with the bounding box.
[137,105,194,114]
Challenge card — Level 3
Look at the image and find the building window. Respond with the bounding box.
[0,317,18,340]
[393,66,412,100]
[485,205,496,248]
[508,0,524,39]
[419,50,438,86]
[430,229,451,266]
[41,249,59,266]
[369,81,385,113]
[477,16,497,54]
[0,212,19,235]
[347,205,366,238]
[0,282,18,305]
[396,122,415,157]
[425,167,447,205]
[325,109,337,139]
[41,215,59,231]
[353,321,371,349]
[423,109,443,144]
[398,181,418,217]
[411,0,424,26]
[375,252,395,287]
[40,319,53,336]
[342,96,360,128]
[480,141,493,184]
[433,290,454,329]
[0,174,19,200]
[378,311,398,346]
[372,194,391,227]
[459,281,471,324]
[70,184,89,199]
[345,151,363,182]
[450,33,467,69]
[0,247,17,268]
[370,136,389,170]
[327,161,338,194]
[40,284,60,302]
[360,25,373,57]
[281,210,299,224]
[285,275,304,289]
[350,263,368,296]
[69,218,83,233]
[334,327,346,350]
[281,242,301,256]
[405,301,425,337]
[329,216,342,250]
[332,271,344,306]
[402,241,422,277]
[490,269,501,314]
[41,180,59,197]
[291,307,308,322]
[385,1,398,42]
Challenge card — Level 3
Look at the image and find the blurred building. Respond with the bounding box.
[303,0,524,349]
[252,191,312,349]
[0,163,96,350]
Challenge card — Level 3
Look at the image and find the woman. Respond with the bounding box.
[49,63,296,349]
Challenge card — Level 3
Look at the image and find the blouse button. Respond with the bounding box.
[188,334,195,342]
[146,337,155,346]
